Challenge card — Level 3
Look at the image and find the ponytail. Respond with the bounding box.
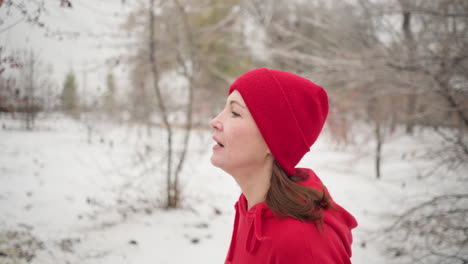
[265,161,334,228]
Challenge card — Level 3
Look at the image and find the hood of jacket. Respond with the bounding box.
[225,168,358,264]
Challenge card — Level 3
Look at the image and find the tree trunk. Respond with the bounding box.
[375,121,382,179]
[401,8,416,135]
[172,0,196,209]
[368,95,383,179]
[406,93,416,134]
[148,0,175,208]
[26,51,35,130]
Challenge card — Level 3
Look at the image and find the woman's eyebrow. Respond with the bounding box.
[229,100,245,109]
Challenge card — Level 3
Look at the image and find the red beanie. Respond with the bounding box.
[228,68,329,176]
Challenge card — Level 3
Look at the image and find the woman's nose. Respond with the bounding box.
[210,113,222,130]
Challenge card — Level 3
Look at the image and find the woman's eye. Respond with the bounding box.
[231,111,240,117]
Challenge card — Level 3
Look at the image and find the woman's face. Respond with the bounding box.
[210,90,271,174]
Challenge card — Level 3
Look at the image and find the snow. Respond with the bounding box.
[0,113,465,263]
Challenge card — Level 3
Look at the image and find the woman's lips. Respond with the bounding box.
[212,144,223,151]
[212,136,224,148]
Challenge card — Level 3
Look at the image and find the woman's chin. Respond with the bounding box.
[211,156,230,172]
[210,155,221,167]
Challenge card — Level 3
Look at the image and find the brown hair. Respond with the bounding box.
[265,161,334,228]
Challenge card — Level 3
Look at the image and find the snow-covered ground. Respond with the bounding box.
[0,113,465,264]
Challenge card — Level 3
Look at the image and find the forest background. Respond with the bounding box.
[0,0,467,263]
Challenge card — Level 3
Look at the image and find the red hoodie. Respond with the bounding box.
[225,168,358,264]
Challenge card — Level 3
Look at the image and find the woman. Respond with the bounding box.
[210,68,358,264]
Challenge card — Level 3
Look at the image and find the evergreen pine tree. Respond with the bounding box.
[104,71,116,114]
[62,71,78,116]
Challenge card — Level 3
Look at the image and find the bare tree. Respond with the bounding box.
[122,0,248,208]
[147,0,176,208]
[0,0,72,34]
[17,50,54,130]
[384,194,468,264]
[351,1,468,262]
[0,47,22,77]
[383,0,468,170]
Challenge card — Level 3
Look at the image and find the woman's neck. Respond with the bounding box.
[233,162,273,210]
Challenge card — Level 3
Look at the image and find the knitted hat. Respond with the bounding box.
[228,68,329,176]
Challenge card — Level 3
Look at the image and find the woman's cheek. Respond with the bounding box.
[231,124,251,144]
